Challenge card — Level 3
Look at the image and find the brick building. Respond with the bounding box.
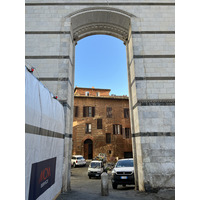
[72,87,132,161]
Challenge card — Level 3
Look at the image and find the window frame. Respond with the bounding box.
[97,119,102,129]
[74,106,78,117]
[113,124,122,135]
[106,107,112,118]
[83,106,95,117]
[124,108,129,118]
[85,123,91,133]
[125,128,130,139]
[106,133,111,144]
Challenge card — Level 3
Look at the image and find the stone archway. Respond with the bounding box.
[67,7,140,191]
[67,8,141,190]
[69,7,134,42]
[25,2,175,193]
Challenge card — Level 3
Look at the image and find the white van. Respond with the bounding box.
[88,160,104,179]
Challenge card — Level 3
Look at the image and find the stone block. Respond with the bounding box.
[144,162,174,175]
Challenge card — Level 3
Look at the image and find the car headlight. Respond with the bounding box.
[111,169,116,175]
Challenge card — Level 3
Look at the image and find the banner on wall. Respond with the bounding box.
[28,157,57,200]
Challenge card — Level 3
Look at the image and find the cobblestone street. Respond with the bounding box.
[56,162,175,200]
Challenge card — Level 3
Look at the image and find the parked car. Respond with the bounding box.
[88,160,104,179]
[111,158,134,189]
[71,155,86,168]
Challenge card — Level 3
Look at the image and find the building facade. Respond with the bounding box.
[26,1,175,191]
[72,87,132,161]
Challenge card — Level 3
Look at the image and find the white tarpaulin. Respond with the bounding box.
[25,67,65,200]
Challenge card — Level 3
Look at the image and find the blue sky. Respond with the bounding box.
[75,35,129,96]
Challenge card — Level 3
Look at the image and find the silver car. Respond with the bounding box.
[111,159,134,189]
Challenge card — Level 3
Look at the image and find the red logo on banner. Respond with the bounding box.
[39,167,51,184]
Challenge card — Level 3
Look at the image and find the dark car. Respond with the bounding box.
[111,158,135,189]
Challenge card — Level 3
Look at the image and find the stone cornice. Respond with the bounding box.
[73,23,128,42]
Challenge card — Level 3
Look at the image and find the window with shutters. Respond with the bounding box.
[83,106,95,117]
[96,92,100,96]
[85,123,91,133]
[97,119,102,129]
[124,108,129,118]
[106,133,111,144]
[106,107,112,118]
[85,91,89,96]
[74,106,78,117]
[113,124,122,135]
[125,128,130,138]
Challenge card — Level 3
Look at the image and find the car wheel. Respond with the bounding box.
[122,184,126,187]
[112,183,117,189]
[73,163,76,168]
[89,176,91,179]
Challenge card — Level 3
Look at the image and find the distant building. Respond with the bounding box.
[72,87,132,161]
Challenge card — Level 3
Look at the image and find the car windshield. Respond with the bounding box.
[90,162,101,168]
[77,157,84,160]
[115,160,133,168]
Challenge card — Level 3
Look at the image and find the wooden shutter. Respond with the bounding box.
[122,128,125,138]
[107,107,112,118]
[124,108,129,118]
[85,123,88,133]
[97,119,102,129]
[106,133,111,144]
[113,125,115,134]
[106,107,109,117]
[92,107,95,117]
[86,107,89,117]
[76,106,78,117]
[74,106,76,117]
[83,106,86,117]
[120,125,122,135]
[74,106,78,117]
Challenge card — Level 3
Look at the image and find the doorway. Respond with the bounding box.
[84,139,93,159]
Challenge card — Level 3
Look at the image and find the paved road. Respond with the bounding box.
[56,162,175,200]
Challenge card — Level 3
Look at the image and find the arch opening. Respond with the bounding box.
[84,139,93,159]
[71,8,131,42]
[70,7,137,189]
